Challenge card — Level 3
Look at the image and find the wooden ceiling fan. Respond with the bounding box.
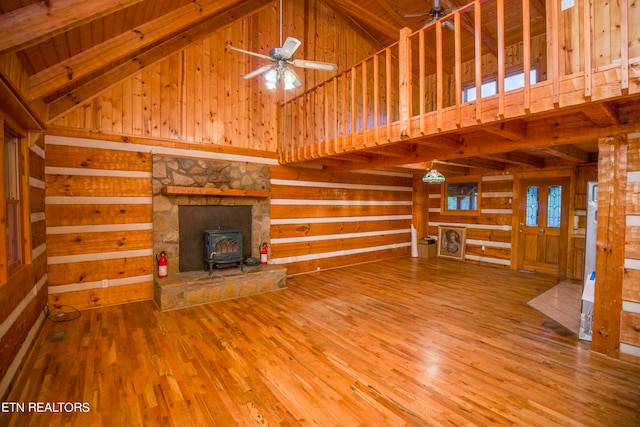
[225,0,337,90]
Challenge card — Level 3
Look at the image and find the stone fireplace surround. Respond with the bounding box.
[151,155,286,310]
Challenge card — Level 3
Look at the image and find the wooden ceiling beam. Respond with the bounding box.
[582,102,620,127]
[0,0,144,55]
[46,0,273,121]
[361,143,417,158]
[483,119,527,140]
[479,152,544,168]
[320,0,401,40]
[444,157,506,171]
[540,145,589,163]
[30,0,249,101]
[375,0,413,30]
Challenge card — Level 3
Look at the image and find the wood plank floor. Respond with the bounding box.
[2,257,640,426]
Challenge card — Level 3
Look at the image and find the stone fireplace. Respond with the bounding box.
[152,155,270,276]
[151,155,286,310]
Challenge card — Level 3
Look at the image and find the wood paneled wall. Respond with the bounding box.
[50,0,379,152]
[0,128,48,399]
[621,133,640,363]
[270,166,412,275]
[43,131,280,309]
[45,136,154,310]
[425,174,514,268]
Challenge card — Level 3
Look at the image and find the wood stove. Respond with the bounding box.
[203,229,243,275]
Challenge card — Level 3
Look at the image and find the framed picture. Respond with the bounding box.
[437,225,467,261]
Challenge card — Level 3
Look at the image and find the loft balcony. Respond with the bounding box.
[278,0,639,171]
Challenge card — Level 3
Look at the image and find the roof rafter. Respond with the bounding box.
[46,0,273,121]
[30,0,248,101]
[0,0,143,55]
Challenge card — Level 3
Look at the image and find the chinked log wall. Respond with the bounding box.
[44,132,412,308]
[0,131,47,398]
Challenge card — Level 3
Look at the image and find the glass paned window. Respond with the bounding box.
[526,186,538,226]
[547,185,562,228]
[445,181,478,212]
[4,131,21,267]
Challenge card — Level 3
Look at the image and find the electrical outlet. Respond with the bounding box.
[101,279,109,288]
[561,0,574,10]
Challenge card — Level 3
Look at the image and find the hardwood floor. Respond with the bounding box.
[2,257,640,426]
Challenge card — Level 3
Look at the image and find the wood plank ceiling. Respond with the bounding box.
[0,0,623,174]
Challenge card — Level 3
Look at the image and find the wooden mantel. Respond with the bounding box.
[162,186,270,198]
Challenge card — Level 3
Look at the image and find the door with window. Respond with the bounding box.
[516,178,570,276]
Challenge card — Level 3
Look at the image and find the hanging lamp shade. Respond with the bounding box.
[422,168,445,183]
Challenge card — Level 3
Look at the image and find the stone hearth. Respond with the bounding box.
[151,155,286,310]
[154,264,287,311]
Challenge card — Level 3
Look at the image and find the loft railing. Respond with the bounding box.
[279,0,636,164]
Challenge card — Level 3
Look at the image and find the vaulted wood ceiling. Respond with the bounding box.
[1,0,632,174]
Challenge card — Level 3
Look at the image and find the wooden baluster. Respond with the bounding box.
[497,0,505,119]
[550,0,560,107]
[362,59,368,148]
[523,0,531,112]
[419,30,426,135]
[436,23,443,132]
[454,11,462,128]
[399,28,412,137]
[474,0,482,123]
[373,53,380,145]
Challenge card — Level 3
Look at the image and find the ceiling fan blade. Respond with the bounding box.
[225,44,272,61]
[242,64,274,80]
[285,68,303,88]
[291,59,338,72]
[280,37,301,58]
[404,12,431,17]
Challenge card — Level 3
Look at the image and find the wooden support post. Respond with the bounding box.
[399,27,412,137]
[592,134,627,358]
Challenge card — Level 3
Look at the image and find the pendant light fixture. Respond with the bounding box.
[422,161,445,183]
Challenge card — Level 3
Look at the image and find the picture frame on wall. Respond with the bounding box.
[437,225,467,261]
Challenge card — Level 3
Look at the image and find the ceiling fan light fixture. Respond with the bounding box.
[264,69,278,83]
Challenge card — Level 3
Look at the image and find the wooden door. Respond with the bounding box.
[516,178,570,276]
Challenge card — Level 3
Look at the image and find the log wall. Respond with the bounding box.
[621,133,640,363]
[49,0,379,152]
[270,166,413,275]
[420,166,594,277]
[0,127,47,399]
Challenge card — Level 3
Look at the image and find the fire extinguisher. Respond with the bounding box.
[157,251,168,278]
[260,243,268,265]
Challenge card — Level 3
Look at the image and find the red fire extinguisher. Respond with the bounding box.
[157,251,168,278]
[260,243,268,265]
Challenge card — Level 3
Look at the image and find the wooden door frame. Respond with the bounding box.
[511,169,575,276]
